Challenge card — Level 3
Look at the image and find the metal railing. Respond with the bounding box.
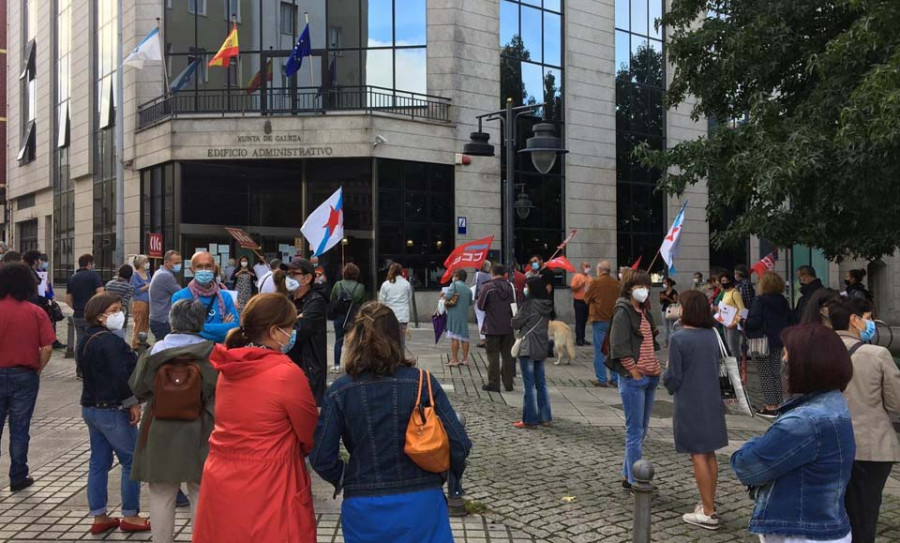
[137,86,452,128]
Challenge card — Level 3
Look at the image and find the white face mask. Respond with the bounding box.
[631,287,650,303]
[241,261,248,268]
[583,267,591,274]
[286,277,301,292]
[143,262,150,270]
[104,311,125,331]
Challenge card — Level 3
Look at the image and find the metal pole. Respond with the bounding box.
[504,98,515,284]
[114,0,125,268]
[631,460,655,543]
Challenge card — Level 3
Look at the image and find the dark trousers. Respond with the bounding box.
[485,334,515,390]
[0,368,40,484]
[149,320,171,342]
[846,460,893,543]
[573,299,588,344]
[333,318,346,367]
[73,317,89,363]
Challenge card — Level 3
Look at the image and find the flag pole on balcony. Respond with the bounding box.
[157,18,170,96]
[305,12,315,105]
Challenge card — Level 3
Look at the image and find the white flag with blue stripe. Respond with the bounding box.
[123,28,162,69]
[301,187,344,257]
[659,200,688,275]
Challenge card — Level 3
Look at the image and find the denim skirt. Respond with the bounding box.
[341,487,453,543]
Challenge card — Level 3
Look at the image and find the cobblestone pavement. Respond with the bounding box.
[0,319,898,542]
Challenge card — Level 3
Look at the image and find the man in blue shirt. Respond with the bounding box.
[171,252,238,343]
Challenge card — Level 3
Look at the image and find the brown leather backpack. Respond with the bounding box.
[153,356,203,421]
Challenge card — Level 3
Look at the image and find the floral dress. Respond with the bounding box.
[233,270,256,309]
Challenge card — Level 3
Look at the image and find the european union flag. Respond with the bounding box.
[170,59,199,94]
[285,24,311,78]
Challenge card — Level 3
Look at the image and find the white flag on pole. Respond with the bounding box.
[301,187,344,257]
[123,28,162,69]
[659,200,688,274]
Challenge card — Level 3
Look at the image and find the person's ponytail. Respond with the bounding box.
[225,326,252,348]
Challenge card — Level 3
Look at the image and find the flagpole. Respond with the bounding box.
[114,0,125,268]
[646,250,661,273]
[305,12,315,105]
[157,18,170,95]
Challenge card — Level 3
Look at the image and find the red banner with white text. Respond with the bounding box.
[441,236,494,284]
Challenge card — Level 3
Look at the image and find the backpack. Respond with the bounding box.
[152,356,203,421]
[328,282,361,324]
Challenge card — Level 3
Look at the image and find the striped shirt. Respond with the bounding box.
[105,279,135,314]
[621,311,661,376]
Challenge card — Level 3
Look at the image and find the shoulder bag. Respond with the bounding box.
[664,303,682,321]
[404,369,450,473]
[510,315,544,358]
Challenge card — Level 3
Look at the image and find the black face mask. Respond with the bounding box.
[844,279,852,287]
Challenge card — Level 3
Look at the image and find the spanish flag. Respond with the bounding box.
[246,58,273,94]
[209,22,239,68]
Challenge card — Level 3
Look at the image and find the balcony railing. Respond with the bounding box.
[137,86,452,128]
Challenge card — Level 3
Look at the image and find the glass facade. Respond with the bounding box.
[53,0,74,284]
[164,0,426,98]
[615,0,665,271]
[19,0,37,163]
[499,0,565,268]
[93,0,118,280]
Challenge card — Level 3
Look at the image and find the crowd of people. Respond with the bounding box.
[0,239,898,542]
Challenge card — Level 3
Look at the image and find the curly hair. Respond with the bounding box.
[343,301,414,378]
[0,263,38,301]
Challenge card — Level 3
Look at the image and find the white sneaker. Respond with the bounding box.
[683,510,720,530]
[329,366,342,373]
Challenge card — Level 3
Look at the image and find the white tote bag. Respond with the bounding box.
[715,329,754,417]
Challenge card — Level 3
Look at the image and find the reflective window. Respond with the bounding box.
[54,0,74,282]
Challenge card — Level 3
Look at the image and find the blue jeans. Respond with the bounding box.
[591,322,618,385]
[519,357,552,425]
[0,368,39,484]
[619,375,659,484]
[82,407,140,517]
[149,320,170,342]
[333,318,346,367]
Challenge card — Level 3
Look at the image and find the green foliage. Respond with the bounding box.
[638,0,900,260]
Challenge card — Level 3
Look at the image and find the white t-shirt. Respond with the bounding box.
[760,533,851,543]
[253,263,270,281]
[257,271,277,293]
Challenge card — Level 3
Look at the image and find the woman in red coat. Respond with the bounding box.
[193,294,319,543]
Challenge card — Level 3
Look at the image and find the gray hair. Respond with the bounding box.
[169,300,208,334]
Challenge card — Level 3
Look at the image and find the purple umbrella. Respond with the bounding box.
[432,313,448,345]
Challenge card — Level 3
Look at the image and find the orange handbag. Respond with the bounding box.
[404,369,450,473]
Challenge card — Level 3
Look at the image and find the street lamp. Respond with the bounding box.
[462,98,567,279]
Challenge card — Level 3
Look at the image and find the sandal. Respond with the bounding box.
[448,360,462,367]
[459,359,469,366]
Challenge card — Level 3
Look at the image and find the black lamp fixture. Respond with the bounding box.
[463,131,495,157]
[519,122,568,174]
[514,184,534,220]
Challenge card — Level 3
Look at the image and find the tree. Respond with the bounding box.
[638,0,900,260]
[542,70,563,121]
[501,36,530,108]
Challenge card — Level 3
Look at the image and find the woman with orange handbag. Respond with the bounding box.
[311,302,472,542]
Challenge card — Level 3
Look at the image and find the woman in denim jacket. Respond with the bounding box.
[311,301,472,542]
[731,324,855,543]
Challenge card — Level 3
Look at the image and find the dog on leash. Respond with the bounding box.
[548,320,577,365]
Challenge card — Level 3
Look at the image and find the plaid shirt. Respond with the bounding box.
[737,278,755,310]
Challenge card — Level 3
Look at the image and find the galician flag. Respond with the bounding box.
[209,23,239,67]
[659,200,688,275]
[301,187,344,257]
[123,27,162,69]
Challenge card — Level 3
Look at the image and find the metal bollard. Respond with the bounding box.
[447,411,467,517]
[64,316,75,359]
[632,460,655,543]
[135,332,151,356]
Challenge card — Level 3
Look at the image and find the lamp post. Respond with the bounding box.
[463,98,567,280]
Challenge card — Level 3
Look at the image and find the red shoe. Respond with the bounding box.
[513,421,538,429]
[120,519,151,532]
[90,518,120,535]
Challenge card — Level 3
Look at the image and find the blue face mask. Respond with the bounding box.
[531,262,540,271]
[860,319,876,343]
[172,264,183,273]
[286,277,301,292]
[523,287,530,298]
[194,270,214,285]
[279,328,297,353]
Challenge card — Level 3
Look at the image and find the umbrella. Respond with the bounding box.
[432,313,447,345]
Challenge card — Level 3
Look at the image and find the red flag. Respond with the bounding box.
[630,256,642,270]
[545,256,576,273]
[752,250,778,277]
[440,236,494,284]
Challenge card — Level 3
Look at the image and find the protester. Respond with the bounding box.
[1,251,21,263]
[171,252,239,343]
[793,265,824,323]
[570,262,592,346]
[286,258,329,404]
[609,269,660,488]
[311,302,471,542]
[446,269,474,367]
[257,258,284,294]
[378,262,412,352]
[129,256,152,349]
[473,260,493,348]
[744,271,792,416]
[149,250,183,341]
[67,254,105,378]
[193,294,318,543]
[77,293,149,534]
[38,253,67,349]
[329,263,366,372]
[799,288,842,327]
[230,255,256,309]
[731,324,854,542]
[693,272,704,289]
[105,265,135,341]
[252,258,269,282]
[658,277,678,348]
[829,298,900,543]
[663,290,728,530]
[0,263,54,492]
[584,260,620,388]
[717,271,745,361]
[844,269,872,302]
[734,264,756,311]
[128,300,215,543]
[478,264,517,392]
[511,276,554,429]
[512,259,527,299]
[222,258,236,290]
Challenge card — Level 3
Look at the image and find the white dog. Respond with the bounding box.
[548,320,577,365]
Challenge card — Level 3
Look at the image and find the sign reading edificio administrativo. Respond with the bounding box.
[207,133,334,159]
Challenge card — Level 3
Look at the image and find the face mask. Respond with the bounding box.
[531,262,540,271]
[105,311,125,331]
[278,328,297,353]
[618,273,623,280]
[693,278,700,285]
[194,270,215,285]
[286,277,301,292]
[583,267,591,274]
[41,263,49,271]
[859,319,876,342]
[241,261,248,268]
[632,287,650,303]
[143,262,150,270]
[844,279,852,287]
[523,287,530,298]
[172,264,182,273]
